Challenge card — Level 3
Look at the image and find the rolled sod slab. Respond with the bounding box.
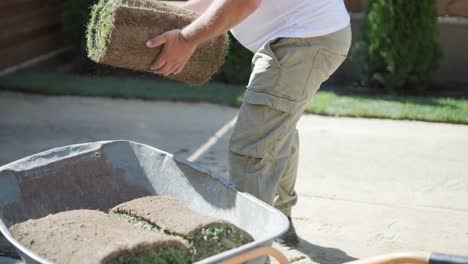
[111,196,254,261]
[86,0,228,86]
[9,210,190,264]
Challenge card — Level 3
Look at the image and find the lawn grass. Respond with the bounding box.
[1,72,467,124]
[309,91,468,124]
[0,72,244,106]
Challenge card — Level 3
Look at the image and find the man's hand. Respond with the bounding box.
[147,0,260,76]
[146,29,198,76]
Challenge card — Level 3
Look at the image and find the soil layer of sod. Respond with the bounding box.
[86,0,227,86]
[111,196,254,261]
[9,210,190,264]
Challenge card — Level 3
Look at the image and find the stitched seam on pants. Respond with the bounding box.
[242,155,251,192]
[256,158,267,203]
[304,48,322,96]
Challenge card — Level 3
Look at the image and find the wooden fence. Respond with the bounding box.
[0,0,64,70]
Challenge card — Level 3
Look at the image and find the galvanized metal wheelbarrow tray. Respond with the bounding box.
[0,140,290,264]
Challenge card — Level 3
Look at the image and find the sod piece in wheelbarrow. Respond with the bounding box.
[86,0,228,86]
[111,196,254,262]
[9,210,190,264]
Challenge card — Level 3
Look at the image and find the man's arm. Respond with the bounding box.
[147,0,260,76]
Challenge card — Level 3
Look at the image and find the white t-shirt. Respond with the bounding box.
[230,0,350,52]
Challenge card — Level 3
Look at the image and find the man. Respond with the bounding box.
[147,0,351,245]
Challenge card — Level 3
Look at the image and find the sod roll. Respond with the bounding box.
[111,196,254,261]
[9,210,190,264]
[87,0,228,86]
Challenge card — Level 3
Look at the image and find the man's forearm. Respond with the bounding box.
[146,0,259,75]
[182,0,214,14]
[181,0,260,45]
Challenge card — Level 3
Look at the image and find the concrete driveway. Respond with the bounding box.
[1,92,467,263]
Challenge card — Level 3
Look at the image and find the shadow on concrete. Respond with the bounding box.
[296,237,357,264]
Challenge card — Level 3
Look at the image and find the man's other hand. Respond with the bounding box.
[146,29,197,76]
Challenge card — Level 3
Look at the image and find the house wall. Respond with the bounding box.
[335,14,468,84]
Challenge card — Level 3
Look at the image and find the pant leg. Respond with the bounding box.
[228,102,299,206]
[274,128,299,217]
[229,25,352,212]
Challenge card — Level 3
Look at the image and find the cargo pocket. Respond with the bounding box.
[305,48,347,98]
[244,40,317,114]
[229,102,291,159]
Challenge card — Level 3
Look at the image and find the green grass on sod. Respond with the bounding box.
[186,224,252,261]
[1,72,467,124]
[108,213,190,264]
[112,212,251,262]
[87,0,117,59]
[113,213,162,232]
[115,248,189,264]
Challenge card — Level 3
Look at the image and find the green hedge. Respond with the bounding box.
[217,34,252,84]
[352,0,442,91]
[62,0,95,64]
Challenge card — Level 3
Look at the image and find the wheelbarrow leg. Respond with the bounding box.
[219,246,289,264]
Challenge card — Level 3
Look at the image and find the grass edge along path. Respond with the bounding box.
[1,72,467,124]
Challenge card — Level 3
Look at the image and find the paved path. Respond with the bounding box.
[1,92,467,263]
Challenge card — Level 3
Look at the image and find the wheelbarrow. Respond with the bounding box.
[0,140,290,264]
[0,141,467,264]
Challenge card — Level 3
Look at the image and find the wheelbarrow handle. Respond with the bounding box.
[429,253,468,264]
[219,246,289,264]
[344,252,468,264]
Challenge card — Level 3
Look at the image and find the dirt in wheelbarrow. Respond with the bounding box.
[9,210,190,264]
[111,196,254,262]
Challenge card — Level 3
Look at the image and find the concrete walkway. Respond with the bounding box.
[1,92,467,263]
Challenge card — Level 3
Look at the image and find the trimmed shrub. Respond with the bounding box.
[218,34,253,84]
[62,0,120,74]
[62,0,95,62]
[352,0,442,91]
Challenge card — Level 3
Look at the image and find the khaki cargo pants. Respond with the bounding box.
[228,26,352,216]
